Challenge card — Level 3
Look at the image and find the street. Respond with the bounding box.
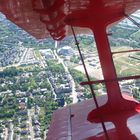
[54,41,78,103]
[28,108,34,140]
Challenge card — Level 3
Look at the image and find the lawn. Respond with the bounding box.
[34,49,42,59]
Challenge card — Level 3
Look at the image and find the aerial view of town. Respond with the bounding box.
[0,10,140,140]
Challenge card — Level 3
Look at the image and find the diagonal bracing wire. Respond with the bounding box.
[124,13,140,28]
[70,25,110,140]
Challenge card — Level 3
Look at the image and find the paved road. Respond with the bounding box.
[8,123,14,140]
[18,47,28,65]
[4,127,8,140]
[54,41,78,103]
[28,108,34,140]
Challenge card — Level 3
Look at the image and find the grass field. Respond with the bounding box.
[73,46,140,78]
[112,46,140,77]
[34,49,42,59]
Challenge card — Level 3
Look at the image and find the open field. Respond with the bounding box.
[74,64,103,79]
[73,46,140,79]
[112,46,140,76]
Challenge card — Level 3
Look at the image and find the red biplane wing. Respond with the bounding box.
[0,0,49,39]
[47,95,140,140]
[0,0,140,40]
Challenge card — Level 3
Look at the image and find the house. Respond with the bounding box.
[34,125,40,132]
[16,90,26,97]
[17,110,27,116]
[17,98,27,103]
[120,85,132,96]
[39,49,54,59]
[20,123,27,128]
[135,79,140,87]
[20,116,28,122]
[33,120,40,125]
[40,88,47,93]
[20,130,29,135]
[55,98,64,107]
[19,102,26,110]
[34,131,41,138]
[58,46,73,56]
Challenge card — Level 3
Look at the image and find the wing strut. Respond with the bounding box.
[70,25,110,140]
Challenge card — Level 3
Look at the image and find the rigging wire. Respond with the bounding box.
[70,25,110,140]
[124,13,140,28]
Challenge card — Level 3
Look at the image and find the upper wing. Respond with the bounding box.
[0,0,140,40]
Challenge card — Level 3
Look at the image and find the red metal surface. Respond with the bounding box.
[47,95,140,140]
[86,24,140,129]
[0,0,140,39]
[0,0,50,39]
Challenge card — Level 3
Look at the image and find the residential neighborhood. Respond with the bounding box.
[0,44,79,140]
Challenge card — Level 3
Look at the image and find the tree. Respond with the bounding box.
[20,83,28,92]
[28,78,37,91]
[47,60,65,73]
[40,81,51,90]
[69,69,86,83]
[70,56,80,64]
[0,67,23,77]
[27,97,33,109]
[133,88,140,101]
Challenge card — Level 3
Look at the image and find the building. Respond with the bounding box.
[39,49,54,59]
[58,46,73,56]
